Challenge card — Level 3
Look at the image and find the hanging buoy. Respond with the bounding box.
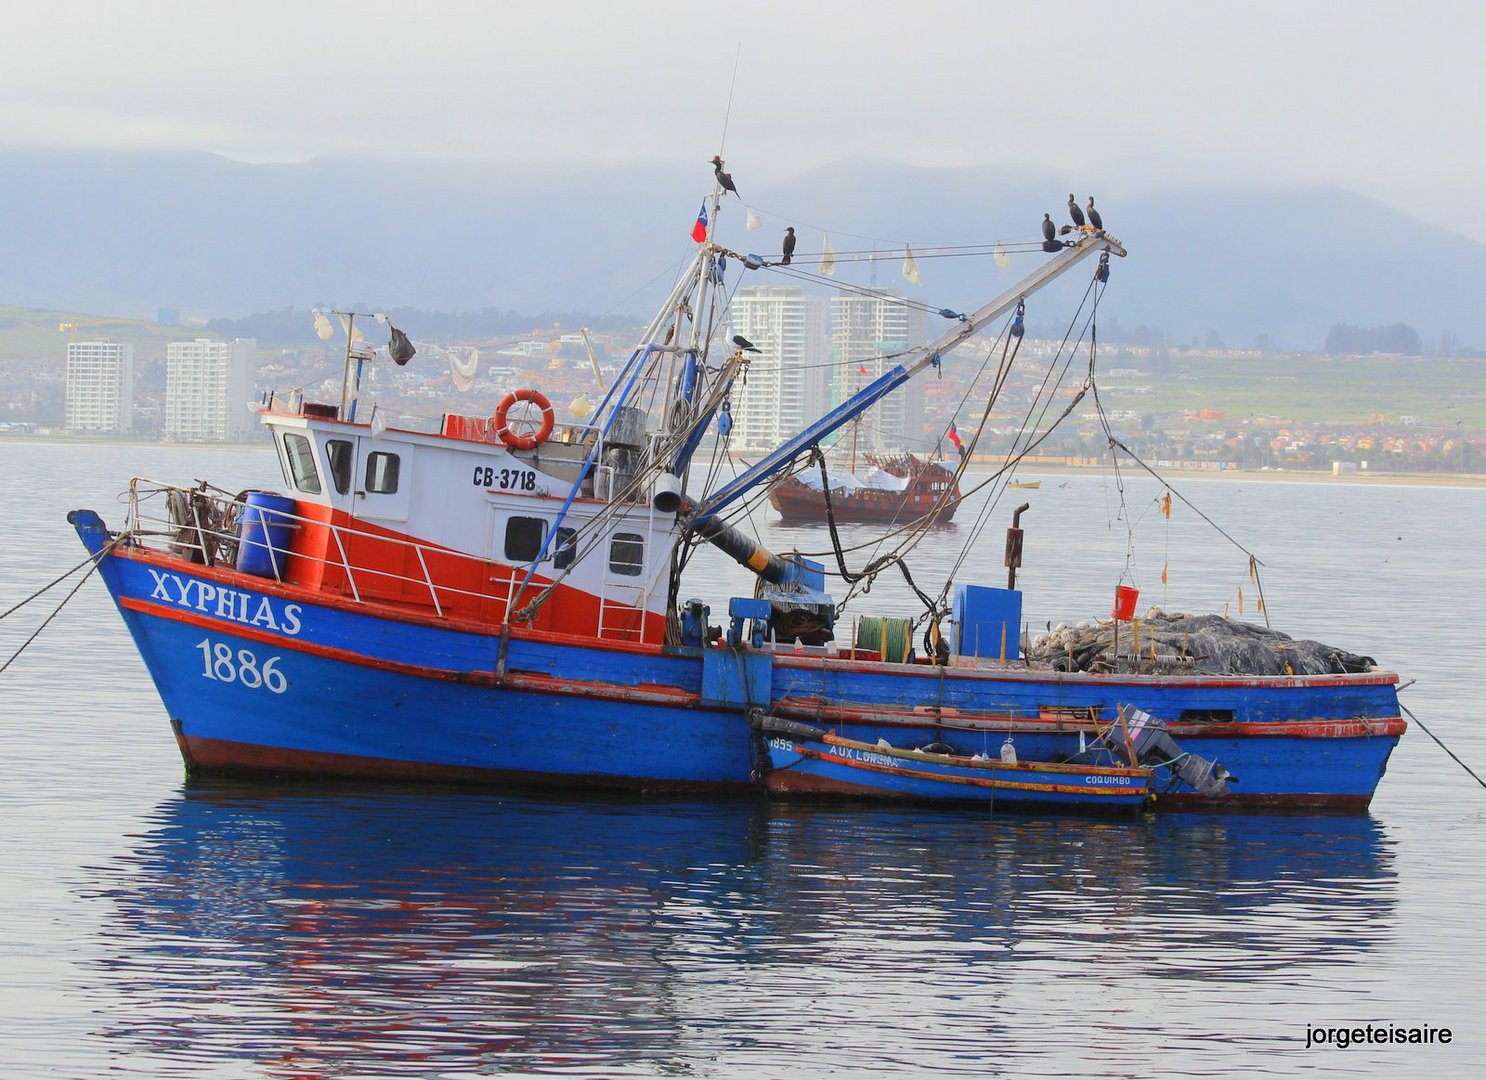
[1113,584,1139,621]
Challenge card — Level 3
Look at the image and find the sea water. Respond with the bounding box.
[2,441,1483,1077]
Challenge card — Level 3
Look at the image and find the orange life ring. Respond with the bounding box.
[492,388,555,450]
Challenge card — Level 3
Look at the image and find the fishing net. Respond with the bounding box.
[1024,610,1377,676]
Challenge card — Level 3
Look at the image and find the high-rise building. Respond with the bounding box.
[830,293,927,452]
[728,287,829,452]
[164,338,256,442]
[64,340,135,434]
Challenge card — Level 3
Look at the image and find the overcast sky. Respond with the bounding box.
[3,1,1481,238]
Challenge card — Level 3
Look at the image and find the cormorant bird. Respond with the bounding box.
[781,226,796,265]
[1067,194,1085,228]
[1086,197,1103,231]
[711,155,740,198]
[1041,213,1063,252]
[732,334,760,352]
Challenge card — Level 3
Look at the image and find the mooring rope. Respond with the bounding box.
[1399,701,1486,792]
[0,546,119,622]
[0,537,119,676]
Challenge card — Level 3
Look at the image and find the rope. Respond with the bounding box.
[0,547,119,621]
[0,537,119,676]
[1400,702,1486,792]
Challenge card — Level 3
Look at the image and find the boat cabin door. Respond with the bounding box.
[347,436,411,523]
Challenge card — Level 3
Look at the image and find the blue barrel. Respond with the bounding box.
[236,492,299,579]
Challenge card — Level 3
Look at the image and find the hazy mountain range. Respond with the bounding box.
[2,147,1482,352]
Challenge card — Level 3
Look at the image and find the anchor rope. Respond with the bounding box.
[0,546,119,622]
[0,536,120,676]
[1399,701,1486,792]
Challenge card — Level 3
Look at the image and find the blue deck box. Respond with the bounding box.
[953,584,1023,661]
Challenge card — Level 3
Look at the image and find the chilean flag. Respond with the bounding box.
[690,203,709,243]
[947,421,965,458]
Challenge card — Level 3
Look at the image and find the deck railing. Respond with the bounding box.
[123,479,514,621]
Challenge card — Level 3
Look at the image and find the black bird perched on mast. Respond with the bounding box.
[711,155,740,198]
[1086,197,1103,231]
[1041,213,1061,251]
[732,334,760,352]
[781,226,796,265]
[1067,194,1085,228]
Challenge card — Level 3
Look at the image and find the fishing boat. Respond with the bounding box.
[768,452,961,524]
[69,172,1405,808]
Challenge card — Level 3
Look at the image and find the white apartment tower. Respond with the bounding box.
[64,340,135,434]
[164,338,256,442]
[728,287,829,452]
[830,293,927,452]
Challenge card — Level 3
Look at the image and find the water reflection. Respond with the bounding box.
[82,786,1397,1076]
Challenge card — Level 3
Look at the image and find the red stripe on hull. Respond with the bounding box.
[767,770,1373,810]
[1152,791,1374,810]
[772,698,1406,738]
[178,735,753,794]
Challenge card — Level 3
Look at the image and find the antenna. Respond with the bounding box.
[718,44,742,156]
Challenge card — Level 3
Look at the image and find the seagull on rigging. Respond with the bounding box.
[1086,197,1103,231]
[1067,194,1086,229]
[781,226,796,265]
[711,156,740,198]
[732,335,760,352]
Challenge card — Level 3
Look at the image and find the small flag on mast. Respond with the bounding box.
[690,203,709,243]
[947,421,965,458]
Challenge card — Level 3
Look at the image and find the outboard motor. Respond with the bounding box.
[1070,707,1234,799]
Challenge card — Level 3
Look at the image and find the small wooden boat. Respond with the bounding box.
[1007,480,1041,489]
[769,453,961,524]
[762,729,1151,811]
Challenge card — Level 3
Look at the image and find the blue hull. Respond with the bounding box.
[72,511,1404,807]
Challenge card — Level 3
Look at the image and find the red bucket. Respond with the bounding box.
[1112,585,1139,621]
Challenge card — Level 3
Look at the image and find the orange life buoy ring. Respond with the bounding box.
[492,388,555,450]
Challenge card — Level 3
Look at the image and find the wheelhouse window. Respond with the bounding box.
[609,532,644,576]
[553,526,578,570]
[326,439,354,495]
[365,451,400,494]
[283,433,322,494]
[505,516,547,562]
